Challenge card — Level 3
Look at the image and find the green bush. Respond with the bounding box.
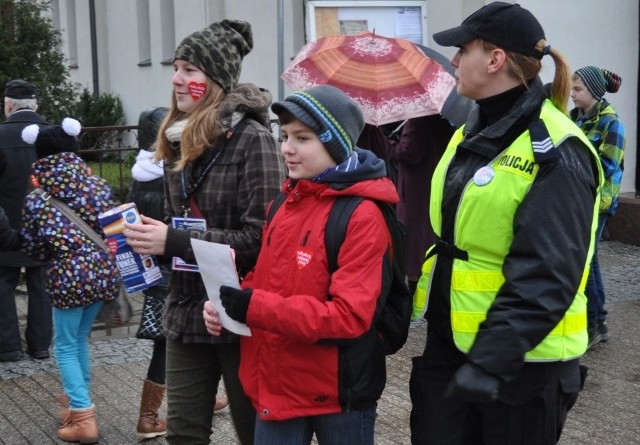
[88,161,134,203]
[74,88,125,129]
[74,88,126,160]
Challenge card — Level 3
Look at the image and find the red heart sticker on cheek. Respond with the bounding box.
[188,81,207,100]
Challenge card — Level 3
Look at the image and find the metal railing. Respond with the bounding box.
[77,119,281,201]
[78,125,141,201]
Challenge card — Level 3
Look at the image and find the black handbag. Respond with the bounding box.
[136,292,166,340]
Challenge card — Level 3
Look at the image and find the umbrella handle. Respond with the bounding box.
[388,120,408,139]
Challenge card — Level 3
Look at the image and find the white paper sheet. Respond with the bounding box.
[191,239,251,336]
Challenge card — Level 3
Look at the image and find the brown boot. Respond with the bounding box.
[136,379,167,439]
[57,406,99,444]
[57,394,70,424]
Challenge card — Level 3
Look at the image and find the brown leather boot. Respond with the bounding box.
[57,394,70,424]
[57,406,99,444]
[136,379,167,439]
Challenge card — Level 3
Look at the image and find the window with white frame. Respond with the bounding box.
[136,0,151,66]
[159,0,175,65]
[65,0,78,68]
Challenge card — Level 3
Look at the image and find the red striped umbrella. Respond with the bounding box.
[281,32,456,126]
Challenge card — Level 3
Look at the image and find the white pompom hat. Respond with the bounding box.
[21,117,82,159]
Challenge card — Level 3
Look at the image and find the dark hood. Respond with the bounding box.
[316,148,388,186]
[285,148,399,205]
[31,152,93,200]
[218,83,273,130]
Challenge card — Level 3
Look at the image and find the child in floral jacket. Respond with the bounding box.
[20,118,119,444]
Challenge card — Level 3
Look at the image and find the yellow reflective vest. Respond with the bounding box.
[414,101,603,361]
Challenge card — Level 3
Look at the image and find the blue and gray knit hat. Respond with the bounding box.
[271,85,364,164]
[574,66,622,101]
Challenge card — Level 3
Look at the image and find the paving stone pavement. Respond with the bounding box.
[0,240,638,444]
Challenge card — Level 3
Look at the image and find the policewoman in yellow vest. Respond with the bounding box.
[409,3,603,445]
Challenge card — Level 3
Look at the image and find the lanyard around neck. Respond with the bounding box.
[179,128,236,217]
[180,148,222,217]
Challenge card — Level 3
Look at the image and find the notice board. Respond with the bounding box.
[307,1,426,43]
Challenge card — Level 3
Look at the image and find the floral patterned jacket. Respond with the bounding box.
[20,152,121,309]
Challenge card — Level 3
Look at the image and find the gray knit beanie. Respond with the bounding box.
[574,66,622,100]
[174,20,253,93]
[271,85,364,164]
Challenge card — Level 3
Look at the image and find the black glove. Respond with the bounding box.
[219,285,252,324]
[445,362,500,404]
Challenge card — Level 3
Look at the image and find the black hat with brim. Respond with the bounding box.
[433,2,546,60]
[4,79,37,99]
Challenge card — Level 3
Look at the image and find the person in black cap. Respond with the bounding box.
[409,2,604,444]
[3,79,37,102]
[0,79,52,363]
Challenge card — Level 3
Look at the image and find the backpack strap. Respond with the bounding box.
[33,188,108,252]
[325,196,365,277]
[270,193,393,279]
[266,191,287,226]
[375,201,407,275]
[324,196,412,355]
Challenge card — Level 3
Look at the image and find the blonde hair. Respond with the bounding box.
[155,76,226,171]
[483,39,571,114]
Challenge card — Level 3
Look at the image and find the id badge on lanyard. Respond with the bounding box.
[171,217,206,272]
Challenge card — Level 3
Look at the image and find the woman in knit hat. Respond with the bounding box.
[570,66,626,349]
[128,107,230,440]
[20,118,120,444]
[203,84,400,444]
[122,20,285,445]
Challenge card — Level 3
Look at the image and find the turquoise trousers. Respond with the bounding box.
[53,301,104,409]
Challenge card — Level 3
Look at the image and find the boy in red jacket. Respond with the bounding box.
[205,85,399,444]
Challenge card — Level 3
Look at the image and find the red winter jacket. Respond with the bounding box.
[241,156,399,420]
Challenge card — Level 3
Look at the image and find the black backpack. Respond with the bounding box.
[267,192,412,355]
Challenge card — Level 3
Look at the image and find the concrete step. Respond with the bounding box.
[607,192,640,246]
